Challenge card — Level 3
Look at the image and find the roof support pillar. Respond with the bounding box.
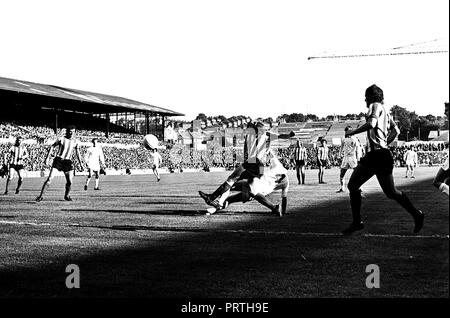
[106,113,110,138]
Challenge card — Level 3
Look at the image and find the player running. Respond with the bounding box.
[149,148,162,182]
[205,150,289,217]
[84,138,106,191]
[199,120,294,209]
[336,127,360,193]
[4,136,29,195]
[342,84,424,234]
[293,140,307,184]
[403,146,418,178]
[36,126,85,202]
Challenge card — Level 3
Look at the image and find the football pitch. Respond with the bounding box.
[0,167,448,298]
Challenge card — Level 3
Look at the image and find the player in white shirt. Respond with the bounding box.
[403,147,418,178]
[149,148,162,182]
[337,126,360,193]
[4,136,29,195]
[36,126,85,202]
[84,138,106,190]
[205,151,289,217]
[433,155,449,196]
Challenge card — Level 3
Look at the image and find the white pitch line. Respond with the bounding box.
[1,220,448,240]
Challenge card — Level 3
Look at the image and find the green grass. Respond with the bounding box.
[0,167,448,297]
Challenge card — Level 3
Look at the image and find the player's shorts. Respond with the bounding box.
[295,160,306,166]
[317,159,327,167]
[359,148,394,175]
[87,169,99,178]
[340,156,357,170]
[241,160,264,178]
[10,164,25,171]
[405,160,415,167]
[52,157,74,172]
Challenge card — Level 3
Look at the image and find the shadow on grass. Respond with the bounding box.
[0,176,448,298]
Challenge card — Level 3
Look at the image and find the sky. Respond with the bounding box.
[0,0,448,121]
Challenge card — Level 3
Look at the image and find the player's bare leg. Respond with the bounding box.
[15,169,24,194]
[94,172,100,189]
[4,168,13,195]
[153,167,160,182]
[85,169,91,190]
[36,168,57,202]
[337,168,347,193]
[64,170,74,201]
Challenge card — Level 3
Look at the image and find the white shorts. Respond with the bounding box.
[341,156,358,170]
[88,163,100,172]
[406,160,415,167]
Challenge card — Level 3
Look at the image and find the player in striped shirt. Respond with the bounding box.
[293,140,307,184]
[317,138,329,184]
[4,136,29,195]
[342,84,424,234]
[36,126,85,202]
[199,120,294,209]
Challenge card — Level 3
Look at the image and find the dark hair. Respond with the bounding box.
[92,138,98,143]
[66,125,76,130]
[365,84,384,104]
[344,125,352,132]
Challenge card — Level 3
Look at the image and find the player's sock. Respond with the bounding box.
[301,173,305,184]
[65,184,71,198]
[5,179,10,194]
[395,191,421,218]
[15,178,22,194]
[210,181,232,201]
[226,193,243,204]
[439,183,449,196]
[253,193,276,211]
[349,189,362,224]
[95,179,99,189]
[281,197,287,214]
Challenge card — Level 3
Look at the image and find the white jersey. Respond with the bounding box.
[85,145,105,171]
[250,155,289,197]
[151,152,162,167]
[404,150,418,165]
[341,136,359,158]
[55,137,79,160]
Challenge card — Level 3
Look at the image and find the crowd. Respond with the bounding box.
[1,122,448,173]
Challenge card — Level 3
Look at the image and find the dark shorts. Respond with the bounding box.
[52,157,74,173]
[359,148,394,175]
[296,160,306,167]
[242,160,264,178]
[317,159,327,167]
[10,164,24,171]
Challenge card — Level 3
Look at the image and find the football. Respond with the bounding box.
[143,134,159,150]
